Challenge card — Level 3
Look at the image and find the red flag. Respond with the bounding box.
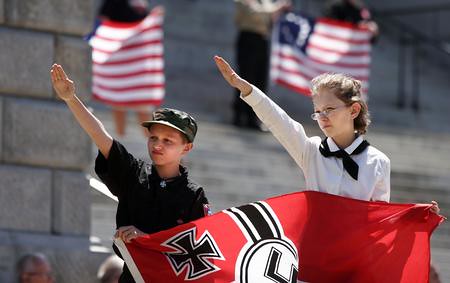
[115,191,443,283]
[271,12,372,96]
[89,7,164,107]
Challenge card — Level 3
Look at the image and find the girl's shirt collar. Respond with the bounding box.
[327,135,365,154]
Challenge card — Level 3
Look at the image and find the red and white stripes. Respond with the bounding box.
[90,7,164,107]
[271,16,372,96]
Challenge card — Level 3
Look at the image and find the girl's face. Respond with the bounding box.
[312,89,358,139]
[147,124,192,166]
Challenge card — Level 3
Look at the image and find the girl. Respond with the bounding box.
[214,55,440,212]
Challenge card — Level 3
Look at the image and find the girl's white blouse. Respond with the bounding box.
[242,86,391,202]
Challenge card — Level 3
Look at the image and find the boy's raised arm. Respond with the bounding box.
[50,64,113,158]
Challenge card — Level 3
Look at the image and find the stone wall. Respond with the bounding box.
[0,0,106,282]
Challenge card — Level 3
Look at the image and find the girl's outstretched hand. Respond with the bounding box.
[214,55,253,96]
[50,64,76,102]
[430,200,440,215]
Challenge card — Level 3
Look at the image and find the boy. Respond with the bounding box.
[50,64,209,282]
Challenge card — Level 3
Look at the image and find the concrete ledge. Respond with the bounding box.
[0,97,3,161]
[53,170,91,236]
[0,232,14,283]
[0,165,52,232]
[3,98,92,169]
[5,0,95,36]
[162,0,235,45]
[0,27,53,98]
[0,0,4,24]
[147,1,235,74]
[165,37,233,74]
[55,35,92,102]
[163,70,233,121]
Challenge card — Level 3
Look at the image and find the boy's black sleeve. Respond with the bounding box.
[94,140,139,198]
[189,188,210,220]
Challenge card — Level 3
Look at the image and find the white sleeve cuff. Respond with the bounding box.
[240,85,265,106]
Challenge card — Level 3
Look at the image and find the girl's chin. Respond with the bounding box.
[321,128,333,136]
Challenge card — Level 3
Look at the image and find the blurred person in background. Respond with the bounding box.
[98,255,123,283]
[99,0,148,22]
[16,253,54,283]
[97,0,155,137]
[232,0,291,130]
[324,0,379,43]
[429,263,442,283]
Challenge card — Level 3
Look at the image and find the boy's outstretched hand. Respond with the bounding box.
[115,225,146,243]
[50,64,75,102]
[214,55,253,97]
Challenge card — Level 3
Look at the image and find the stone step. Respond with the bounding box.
[188,161,304,186]
[391,191,450,210]
[391,186,450,206]
[95,110,450,180]
[191,175,302,203]
[432,233,450,247]
[391,172,450,191]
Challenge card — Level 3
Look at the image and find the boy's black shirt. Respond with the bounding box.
[95,140,208,282]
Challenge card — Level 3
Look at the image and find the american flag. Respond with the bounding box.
[89,7,164,107]
[271,12,372,96]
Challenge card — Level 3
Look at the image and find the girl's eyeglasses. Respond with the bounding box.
[311,105,349,120]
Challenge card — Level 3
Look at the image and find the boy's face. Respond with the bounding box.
[147,124,193,166]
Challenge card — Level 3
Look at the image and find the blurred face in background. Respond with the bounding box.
[20,260,54,283]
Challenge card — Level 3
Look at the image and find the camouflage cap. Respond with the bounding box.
[141,108,198,142]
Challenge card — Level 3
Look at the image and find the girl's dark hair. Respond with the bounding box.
[311,73,371,134]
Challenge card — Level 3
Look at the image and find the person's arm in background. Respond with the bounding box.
[358,5,379,43]
[50,64,113,158]
[237,0,291,14]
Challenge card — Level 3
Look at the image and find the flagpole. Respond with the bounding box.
[113,238,145,283]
